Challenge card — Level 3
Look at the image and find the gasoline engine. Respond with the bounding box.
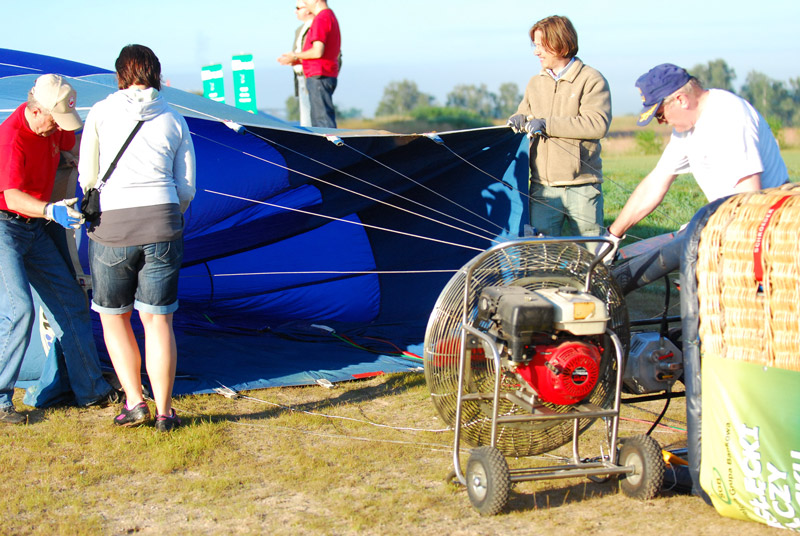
[474,284,683,405]
[475,285,608,406]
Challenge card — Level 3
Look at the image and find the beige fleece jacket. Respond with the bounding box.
[516,58,611,186]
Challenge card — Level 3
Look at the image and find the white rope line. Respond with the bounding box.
[200,130,502,243]
[75,73,686,251]
[181,269,458,278]
[72,77,500,246]
[439,133,614,234]
[165,96,506,242]
[73,75,683,244]
[338,139,508,235]
[192,131,502,246]
[155,87,679,246]
[214,385,452,434]
[230,421,454,452]
[204,189,485,253]
[536,135,686,235]
[244,130,506,241]
[433,131,665,244]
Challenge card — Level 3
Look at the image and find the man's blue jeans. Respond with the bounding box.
[306,76,338,128]
[0,216,111,408]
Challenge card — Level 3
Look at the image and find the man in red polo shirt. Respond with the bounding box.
[280,0,341,128]
[0,74,118,423]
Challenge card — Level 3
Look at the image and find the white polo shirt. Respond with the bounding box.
[654,89,788,202]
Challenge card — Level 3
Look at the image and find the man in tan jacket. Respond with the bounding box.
[508,15,611,240]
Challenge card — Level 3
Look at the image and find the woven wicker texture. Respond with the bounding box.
[423,241,629,457]
[698,183,800,370]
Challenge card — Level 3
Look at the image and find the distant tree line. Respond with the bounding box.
[284,59,799,128]
[689,59,799,128]
[374,80,521,122]
[284,79,522,126]
[372,60,800,128]
[285,95,363,122]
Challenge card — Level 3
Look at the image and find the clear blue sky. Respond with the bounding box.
[5,0,799,119]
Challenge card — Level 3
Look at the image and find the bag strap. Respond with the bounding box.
[96,120,144,190]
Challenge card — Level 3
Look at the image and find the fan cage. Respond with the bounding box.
[424,241,629,456]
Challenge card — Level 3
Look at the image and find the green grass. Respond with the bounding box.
[602,155,705,242]
[602,148,800,245]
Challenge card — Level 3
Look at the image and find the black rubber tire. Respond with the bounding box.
[618,434,665,500]
[466,446,510,515]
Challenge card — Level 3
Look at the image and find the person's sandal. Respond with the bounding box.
[113,401,151,427]
[155,409,181,432]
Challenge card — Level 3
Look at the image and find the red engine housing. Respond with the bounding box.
[515,340,602,405]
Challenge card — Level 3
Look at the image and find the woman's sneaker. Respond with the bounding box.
[155,409,181,432]
[114,402,151,427]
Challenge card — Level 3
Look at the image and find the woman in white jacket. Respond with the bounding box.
[79,44,195,432]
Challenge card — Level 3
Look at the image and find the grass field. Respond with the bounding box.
[2,128,797,535]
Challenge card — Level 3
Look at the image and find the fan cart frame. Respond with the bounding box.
[445,237,665,515]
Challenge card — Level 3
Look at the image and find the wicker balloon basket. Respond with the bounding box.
[696,183,800,529]
[697,183,800,371]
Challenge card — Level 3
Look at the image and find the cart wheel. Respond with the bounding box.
[466,446,510,515]
[618,434,665,500]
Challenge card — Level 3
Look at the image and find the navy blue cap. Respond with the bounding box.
[635,63,691,126]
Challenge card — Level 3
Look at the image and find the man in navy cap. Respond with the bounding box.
[600,63,788,292]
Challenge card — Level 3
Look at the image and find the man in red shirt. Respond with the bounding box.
[279,0,341,128]
[0,74,118,423]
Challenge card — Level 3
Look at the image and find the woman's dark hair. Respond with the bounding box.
[116,44,162,91]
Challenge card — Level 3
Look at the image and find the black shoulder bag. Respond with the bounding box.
[80,120,144,222]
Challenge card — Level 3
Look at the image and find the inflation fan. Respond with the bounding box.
[423,238,668,514]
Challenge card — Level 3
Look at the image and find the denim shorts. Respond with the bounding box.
[89,238,183,315]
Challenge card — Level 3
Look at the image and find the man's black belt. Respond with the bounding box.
[0,209,37,224]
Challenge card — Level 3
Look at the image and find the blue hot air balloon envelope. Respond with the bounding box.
[4,48,529,399]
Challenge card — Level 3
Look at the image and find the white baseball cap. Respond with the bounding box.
[30,74,82,131]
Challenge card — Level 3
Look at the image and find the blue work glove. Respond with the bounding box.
[524,118,547,138]
[597,229,624,265]
[507,113,527,134]
[45,198,84,229]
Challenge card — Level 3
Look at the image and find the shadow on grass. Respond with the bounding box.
[506,477,689,514]
[507,478,619,512]
[184,372,429,425]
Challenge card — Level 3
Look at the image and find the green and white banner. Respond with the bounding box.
[701,355,800,530]
[201,64,225,103]
[231,54,257,114]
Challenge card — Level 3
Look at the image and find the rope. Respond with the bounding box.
[338,139,507,236]
[214,384,452,433]
[534,134,687,233]
[169,86,684,249]
[79,74,684,270]
[192,132,499,246]
[79,76,507,250]
[244,129,506,242]
[181,269,459,278]
[204,189,485,253]
[77,74,681,246]
[230,421,454,452]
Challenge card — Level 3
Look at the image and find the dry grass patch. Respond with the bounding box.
[0,360,780,535]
